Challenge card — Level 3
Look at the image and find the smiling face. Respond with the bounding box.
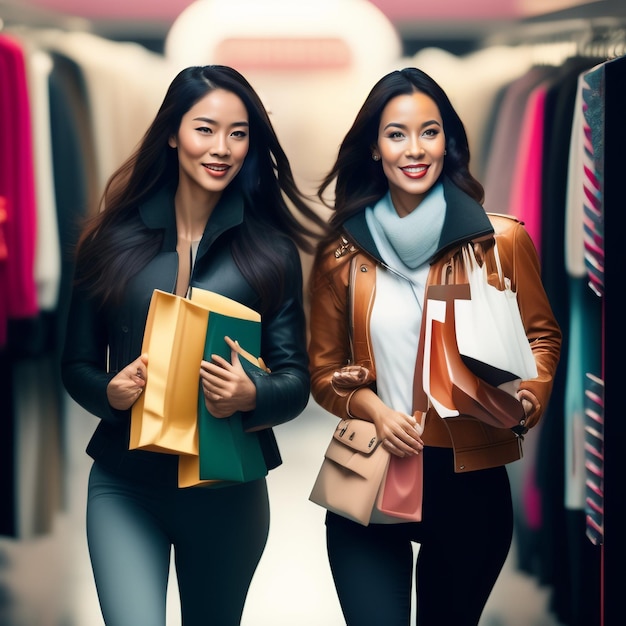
[373,91,446,216]
[169,88,250,200]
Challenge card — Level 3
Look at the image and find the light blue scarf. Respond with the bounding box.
[370,183,446,269]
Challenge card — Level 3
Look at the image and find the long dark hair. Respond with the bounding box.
[317,67,484,230]
[74,65,327,310]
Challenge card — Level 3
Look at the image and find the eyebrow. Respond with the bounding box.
[192,116,250,127]
[383,119,441,131]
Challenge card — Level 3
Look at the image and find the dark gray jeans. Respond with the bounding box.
[86,462,269,625]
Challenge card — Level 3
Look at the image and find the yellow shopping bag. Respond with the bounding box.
[130,290,209,455]
[130,288,263,458]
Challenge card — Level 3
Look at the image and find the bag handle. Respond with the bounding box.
[463,241,506,291]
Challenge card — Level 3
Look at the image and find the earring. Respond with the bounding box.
[372,154,380,161]
[444,150,447,156]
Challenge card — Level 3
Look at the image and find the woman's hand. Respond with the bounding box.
[107,353,148,410]
[378,408,424,458]
[516,388,540,429]
[349,387,423,458]
[200,336,257,418]
[331,365,372,396]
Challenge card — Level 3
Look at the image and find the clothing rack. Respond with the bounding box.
[481,6,623,626]
[0,0,92,32]
[484,1,626,62]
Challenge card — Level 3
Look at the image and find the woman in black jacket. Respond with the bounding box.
[62,65,326,625]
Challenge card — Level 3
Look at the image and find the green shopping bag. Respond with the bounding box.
[178,311,268,487]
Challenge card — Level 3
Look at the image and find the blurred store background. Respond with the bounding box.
[1,1,623,625]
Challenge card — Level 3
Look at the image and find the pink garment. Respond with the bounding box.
[508,83,548,258]
[0,34,39,346]
[522,465,542,530]
[0,195,7,346]
[0,197,7,261]
[508,83,549,531]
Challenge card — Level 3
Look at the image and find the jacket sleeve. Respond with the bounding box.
[61,282,128,424]
[495,222,562,427]
[241,239,311,431]
[307,241,357,420]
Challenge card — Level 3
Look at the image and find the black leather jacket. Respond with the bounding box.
[62,185,310,487]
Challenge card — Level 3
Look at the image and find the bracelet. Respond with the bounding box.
[345,388,360,419]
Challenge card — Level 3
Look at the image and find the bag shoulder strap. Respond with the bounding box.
[485,212,524,291]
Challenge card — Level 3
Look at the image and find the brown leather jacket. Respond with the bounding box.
[308,180,561,473]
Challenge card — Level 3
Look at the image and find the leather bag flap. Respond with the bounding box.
[332,419,379,454]
[323,419,384,480]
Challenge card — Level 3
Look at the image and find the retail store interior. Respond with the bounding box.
[1,1,624,624]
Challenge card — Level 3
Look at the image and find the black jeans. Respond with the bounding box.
[86,462,269,626]
[326,447,513,626]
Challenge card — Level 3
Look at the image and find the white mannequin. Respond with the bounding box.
[165,0,402,198]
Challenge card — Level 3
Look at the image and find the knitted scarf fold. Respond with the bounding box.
[370,183,446,269]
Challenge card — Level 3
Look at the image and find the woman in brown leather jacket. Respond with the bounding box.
[308,68,561,626]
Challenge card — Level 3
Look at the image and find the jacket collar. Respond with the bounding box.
[342,176,493,264]
[139,183,245,258]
